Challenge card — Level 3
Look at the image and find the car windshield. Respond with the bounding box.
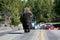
[45,24,53,26]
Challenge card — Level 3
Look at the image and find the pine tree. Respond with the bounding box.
[0,0,20,26]
[54,0,60,22]
[25,0,53,23]
[25,0,35,10]
[36,0,53,23]
[10,0,20,26]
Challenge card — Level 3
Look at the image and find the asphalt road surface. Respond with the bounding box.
[0,30,60,40]
[0,30,40,40]
[12,30,40,40]
[40,30,60,40]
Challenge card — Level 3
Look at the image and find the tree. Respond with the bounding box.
[25,0,35,10]
[19,0,26,11]
[24,0,53,23]
[10,0,20,26]
[54,0,60,22]
[35,0,53,23]
[0,0,20,26]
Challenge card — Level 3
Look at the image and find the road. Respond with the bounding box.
[0,30,60,40]
[0,30,40,40]
[40,30,60,40]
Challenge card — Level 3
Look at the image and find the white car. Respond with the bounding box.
[35,24,40,29]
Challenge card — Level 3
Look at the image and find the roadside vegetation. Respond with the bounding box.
[0,0,60,26]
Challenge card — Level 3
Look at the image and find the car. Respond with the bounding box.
[40,23,45,29]
[34,24,40,29]
[31,20,40,29]
[44,23,54,30]
[31,20,36,29]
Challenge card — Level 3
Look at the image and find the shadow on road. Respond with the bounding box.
[0,31,24,36]
[8,32,24,34]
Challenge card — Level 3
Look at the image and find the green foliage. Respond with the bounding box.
[24,0,53,23]
[25,0,35,10]
[0,0,20,25]
[19,0,26,11]
[33,0,53,23]
[54,0,60,22]
[1,0,60,24]
[10,0,20,26]
[0,11,5,23]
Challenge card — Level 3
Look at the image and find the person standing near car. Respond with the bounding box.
[20,7,33,33]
